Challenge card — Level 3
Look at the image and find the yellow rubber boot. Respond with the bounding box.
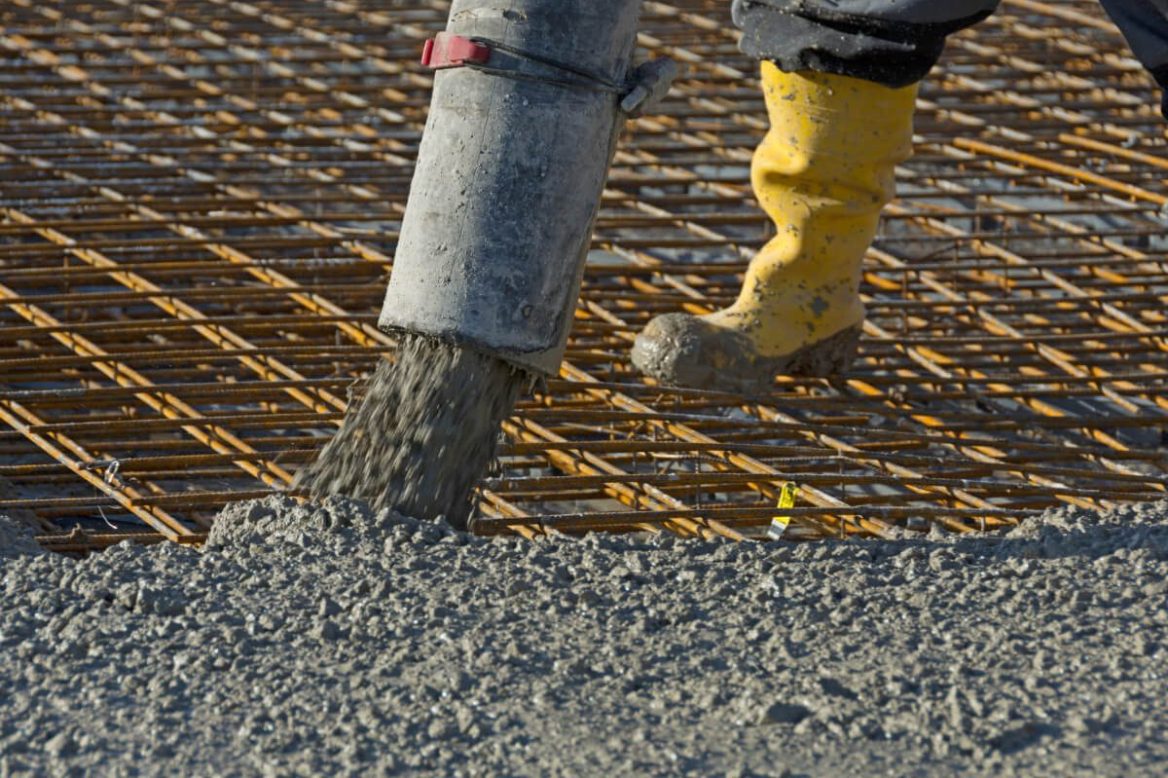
[632,63,918,393]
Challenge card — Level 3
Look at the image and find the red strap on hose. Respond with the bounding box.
[421,33,492,70]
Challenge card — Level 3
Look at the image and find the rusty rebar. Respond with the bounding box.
[0,0,1165,550]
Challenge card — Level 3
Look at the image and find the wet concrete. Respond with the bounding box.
[3,497,1168,775]
[293,335,526,529]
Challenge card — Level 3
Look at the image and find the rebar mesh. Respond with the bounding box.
[1,0,1165,551]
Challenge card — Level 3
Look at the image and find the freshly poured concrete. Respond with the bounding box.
[2,497,1168,776]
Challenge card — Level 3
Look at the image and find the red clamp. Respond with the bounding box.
[421,33,492,70]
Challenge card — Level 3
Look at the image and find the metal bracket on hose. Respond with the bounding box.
[420,32,675,115]
[620,58,678,116]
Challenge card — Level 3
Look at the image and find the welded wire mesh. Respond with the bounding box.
[0,0,1165,550]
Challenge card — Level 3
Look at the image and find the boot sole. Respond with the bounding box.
[633,321,863,396]
[713,321,863,395]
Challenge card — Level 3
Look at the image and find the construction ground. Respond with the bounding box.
[2,1,1168,775]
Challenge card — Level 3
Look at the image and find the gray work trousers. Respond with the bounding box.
[733,0,1168,97]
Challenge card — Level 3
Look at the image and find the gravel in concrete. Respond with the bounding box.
[3,496,1168,776]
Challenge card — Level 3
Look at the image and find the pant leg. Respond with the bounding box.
[1098,0,1168,116]
[731,0,1000,87]
[1099,0,1168,69]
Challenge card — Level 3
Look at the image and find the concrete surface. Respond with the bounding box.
[2,496,1168,776]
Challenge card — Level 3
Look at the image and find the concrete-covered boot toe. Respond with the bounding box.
[632,312,862,394]
[631,313,750,391]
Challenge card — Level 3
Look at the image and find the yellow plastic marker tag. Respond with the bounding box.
[768,482,799,540]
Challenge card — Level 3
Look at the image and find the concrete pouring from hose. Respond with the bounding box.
[294,0,674,529]
[379,0,674,376]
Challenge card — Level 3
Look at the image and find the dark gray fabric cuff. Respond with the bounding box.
[1152,65,1168,119]
[732,1,994,88]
